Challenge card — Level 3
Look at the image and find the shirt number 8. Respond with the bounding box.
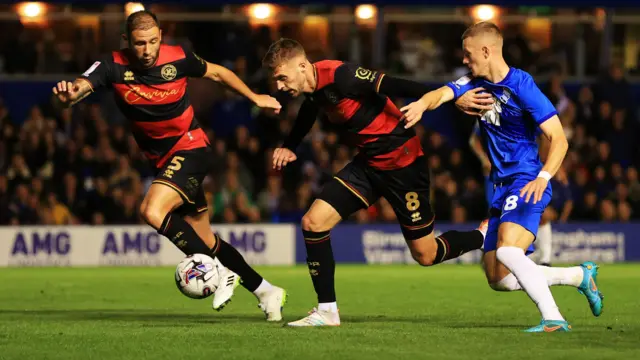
[405,192,420,211]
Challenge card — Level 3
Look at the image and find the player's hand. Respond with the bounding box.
[519,177,548,204]
[455,87,494,116]
[254,94,282,114]
[52,81,79,104]
[272,147,297,170]
[399,99,427,129]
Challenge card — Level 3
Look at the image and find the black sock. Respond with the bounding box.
[433,230,484,265]
[302,229,336,303]
[158,213,212,255]
[213,234,264,292]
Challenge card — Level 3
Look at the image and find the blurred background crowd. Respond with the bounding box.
[1,3,640,225]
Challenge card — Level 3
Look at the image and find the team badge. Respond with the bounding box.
[124,71,134,81]
[161,64,177,80]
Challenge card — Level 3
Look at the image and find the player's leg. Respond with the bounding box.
[184,208,287,320]
[483,251,583,291]
[484,233,603,317]
[491,179,573,331]
[536,209,553,266]
[288,162,378,327]
[376,156,484,265]
[140,182,214,255]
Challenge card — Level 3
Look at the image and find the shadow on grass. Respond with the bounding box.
[0,309,265,324]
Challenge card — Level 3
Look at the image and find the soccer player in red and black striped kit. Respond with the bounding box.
[52,11,287,321]
[263,39,486,326]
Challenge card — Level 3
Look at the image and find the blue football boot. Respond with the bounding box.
[524,320,572,333]
[577,261,604,317]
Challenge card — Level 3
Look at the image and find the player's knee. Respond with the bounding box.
[301,213,331,233]
[140,201,168,230]
[411,251,435,267]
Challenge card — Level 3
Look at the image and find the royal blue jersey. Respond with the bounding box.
[447,68,557,182]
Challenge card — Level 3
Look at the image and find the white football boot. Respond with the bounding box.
[211,259,241,311]
[256,286,288,321]
[287,308,340,327]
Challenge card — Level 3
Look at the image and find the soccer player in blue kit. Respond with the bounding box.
[401,22,604,332]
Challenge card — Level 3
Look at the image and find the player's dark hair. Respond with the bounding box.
[262,38,306,69]
[126,10,159,38]
[462,21,502,40]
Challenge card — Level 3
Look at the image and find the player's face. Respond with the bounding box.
[462,37,489,77]
[128,27,162,68]
[272,59,306,97]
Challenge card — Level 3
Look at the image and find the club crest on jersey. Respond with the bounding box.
[499,89,512,104]
[124,71,134,81]
[161,64,177,80]
[354,67,377,82]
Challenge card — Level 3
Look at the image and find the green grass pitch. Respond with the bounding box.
[0,264,639,360]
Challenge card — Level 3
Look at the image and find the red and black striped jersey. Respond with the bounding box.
[304,60,423,171]
[79,44,208,168]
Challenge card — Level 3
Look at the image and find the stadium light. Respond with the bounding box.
[17,2,44,18]
[355,5,376,20]
[472,5,498,21]
[125,2,145,17]
[249,4,273,20]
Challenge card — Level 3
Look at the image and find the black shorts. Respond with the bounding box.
[152,147,212,217]
[318,155,435,240]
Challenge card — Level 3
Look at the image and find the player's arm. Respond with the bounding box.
[203,62,281,112]
[53,79,94,108]
[334,62,453,102]
[183,51,281,112]
[53,59,111,108]
[519,75,568,203]
[538,117,568,178]
[273,99,319,170]
[400,74,480,129]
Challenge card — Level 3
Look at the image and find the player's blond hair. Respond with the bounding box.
[262,38,306,69]
[461,21,502,40]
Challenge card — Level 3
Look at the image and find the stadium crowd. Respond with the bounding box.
[1,62,639,225]
[1,18,640,226]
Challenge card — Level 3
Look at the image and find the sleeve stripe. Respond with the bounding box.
[375,74,385,93]
[537,110,558,125]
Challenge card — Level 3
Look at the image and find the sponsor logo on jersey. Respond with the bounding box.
[123,87,180,104]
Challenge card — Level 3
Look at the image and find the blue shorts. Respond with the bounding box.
[484,176,552,255]
[483,175,494,207]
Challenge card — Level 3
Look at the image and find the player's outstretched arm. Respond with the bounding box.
[399,86,455,129]
[203,62,281,113]
[519,116,568,204]
[52,78,94,108]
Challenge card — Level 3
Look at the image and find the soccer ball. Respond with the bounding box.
[174,254,220,299]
